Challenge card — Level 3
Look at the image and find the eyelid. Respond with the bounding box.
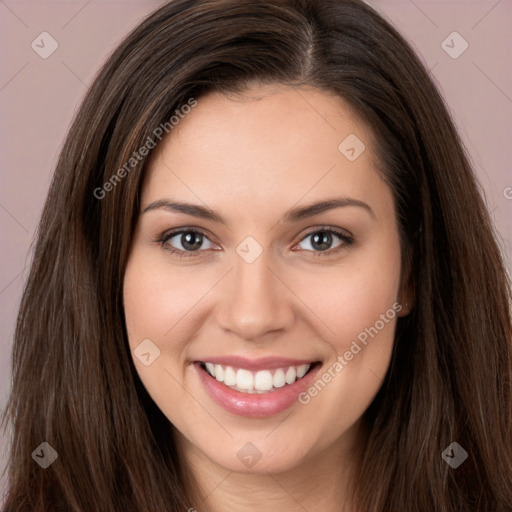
[297,225,354,242]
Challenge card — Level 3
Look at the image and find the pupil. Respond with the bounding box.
[312,232,332,251]
[182,232,202,251]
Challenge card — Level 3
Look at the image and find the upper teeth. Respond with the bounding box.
[204,363,311,394]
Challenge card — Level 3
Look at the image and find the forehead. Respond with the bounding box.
[142,84,390,222]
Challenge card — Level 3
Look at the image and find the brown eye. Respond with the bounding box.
[178,232,203,251]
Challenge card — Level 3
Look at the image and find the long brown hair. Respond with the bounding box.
[2,0,511,510]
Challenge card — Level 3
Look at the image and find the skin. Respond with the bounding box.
[123,83,411,512]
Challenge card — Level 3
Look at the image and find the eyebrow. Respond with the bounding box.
[142,197,375,223]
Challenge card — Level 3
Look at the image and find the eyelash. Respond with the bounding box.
[155,226,354,258]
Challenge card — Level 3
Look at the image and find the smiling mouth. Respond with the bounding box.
[198,361,319,394]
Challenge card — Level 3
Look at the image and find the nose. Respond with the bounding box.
[216,253,295,341]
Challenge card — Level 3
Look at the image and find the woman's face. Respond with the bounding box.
[123,84,407,475]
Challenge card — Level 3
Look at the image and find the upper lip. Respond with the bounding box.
[195,356,320,371]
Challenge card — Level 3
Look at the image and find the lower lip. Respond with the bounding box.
[195,362,321,418]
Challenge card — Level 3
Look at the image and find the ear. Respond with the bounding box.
[397,248,415,317]
[397,280,414,317]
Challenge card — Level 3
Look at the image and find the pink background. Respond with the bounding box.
[1,0,511,492]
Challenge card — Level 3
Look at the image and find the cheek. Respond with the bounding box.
[123,250,208,351]
[292,239,401,421]
[291,239,401,427]
[294,241,401,349]
[122,251,202,417]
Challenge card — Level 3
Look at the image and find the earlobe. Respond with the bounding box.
[397,271,415,317]
[397,248,415,316]
[398,285,414,317]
